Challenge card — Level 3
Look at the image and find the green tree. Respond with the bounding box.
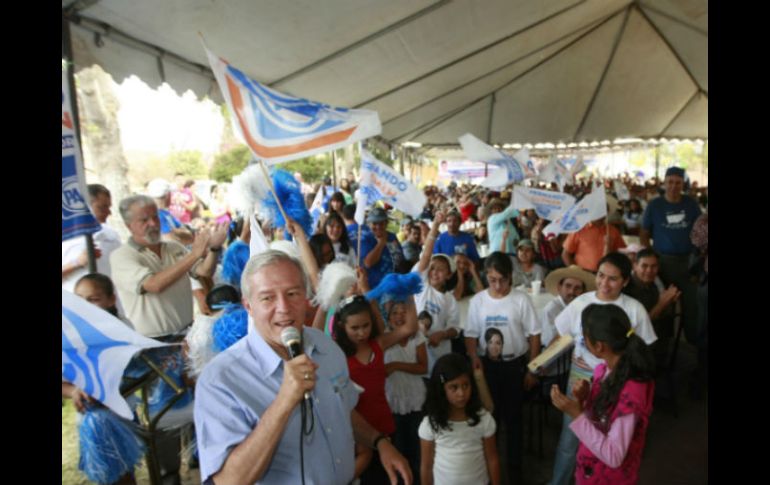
[210,145,251,182]
[167,150,207,178]
[282,153,333,184]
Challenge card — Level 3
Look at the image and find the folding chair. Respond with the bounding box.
[120,349,192,485]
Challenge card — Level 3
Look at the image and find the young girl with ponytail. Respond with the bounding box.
[551,303,656,484]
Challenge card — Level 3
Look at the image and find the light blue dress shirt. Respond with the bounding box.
[194,326,359,484]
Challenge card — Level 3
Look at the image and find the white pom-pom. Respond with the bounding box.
[229,164,270,215]
[184,313,219,377]
[312,262,357,310]
[269,240,300,260]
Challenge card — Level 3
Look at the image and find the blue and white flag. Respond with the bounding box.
[355,149,426,222]
[543,186,607,237]
[62,70,100,241]
[205,46,381,165]
[613,180,631,201]
[62,290,168,419]
[512,186,576,221]
[538,157,571,191]
[459,133,536,187]
[570,156,586,178]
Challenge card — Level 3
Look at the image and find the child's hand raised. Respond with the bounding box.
[551,384,583,419]
[572,379,590,403]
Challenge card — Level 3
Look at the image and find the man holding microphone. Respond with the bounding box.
[194,250,411,484]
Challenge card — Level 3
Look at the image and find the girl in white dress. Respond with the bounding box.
[418,353,500,485]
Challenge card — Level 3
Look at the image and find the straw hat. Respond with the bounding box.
[544,265,596,295]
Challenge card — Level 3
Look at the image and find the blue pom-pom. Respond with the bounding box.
[221,240,250,287]
[78,407,144,484]
[365,272,423,302]
[212,304,249,352]
[262,169,313,240]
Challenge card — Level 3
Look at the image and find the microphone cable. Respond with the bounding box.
[299,389,315,485]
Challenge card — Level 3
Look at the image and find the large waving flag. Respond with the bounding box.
[205,47,381,165]
[62,70,100,241]
[543,186,607,237]
[512,186,576,221]
[62,290,168,419]
[459,133,536,187]
[355,149,426,222]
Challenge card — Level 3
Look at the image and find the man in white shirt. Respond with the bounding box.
[62,184,122,292]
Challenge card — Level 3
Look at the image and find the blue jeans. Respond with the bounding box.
[549,362,591,485]
[549,413,578,485]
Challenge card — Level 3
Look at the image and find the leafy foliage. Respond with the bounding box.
[209,143,336,184]
[210,145,250,182]
[167,150,207,179]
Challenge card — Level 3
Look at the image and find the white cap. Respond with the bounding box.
[146,178,172,198]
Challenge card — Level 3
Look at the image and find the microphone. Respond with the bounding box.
[280,326,303,359]
[280,327,311,401]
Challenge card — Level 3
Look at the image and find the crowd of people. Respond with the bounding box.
[62,165,707,485]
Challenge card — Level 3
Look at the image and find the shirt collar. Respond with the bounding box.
[246,326,325,376]
[128,237,165,253]
[127,237,145,251]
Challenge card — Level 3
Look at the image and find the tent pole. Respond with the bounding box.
[63,13,98,274]
[332,150,338,189]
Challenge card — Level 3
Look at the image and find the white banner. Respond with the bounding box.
[459,133,536,185]
[538,157,571,190]
[543,186,607,236]
[62,70,100,241]
[613,180,631,201]
[512,186,576,221]
[357,149,427,219]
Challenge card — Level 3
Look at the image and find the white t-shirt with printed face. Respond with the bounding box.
[414,270,459,360]
[554,292,657,370]
[465,289,542,360]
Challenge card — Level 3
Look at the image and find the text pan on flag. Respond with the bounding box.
[62,290,169,420]
[357,149,427,220]
[205,47,381,164]
[459,133,536,185]
[62,70,100,241]
[512,186,575,221]
[543,186,607,237]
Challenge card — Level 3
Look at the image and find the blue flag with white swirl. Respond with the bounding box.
[62,290,169,419]
[62,70,100,241]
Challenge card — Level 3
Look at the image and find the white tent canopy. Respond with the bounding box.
[63,0,707,146]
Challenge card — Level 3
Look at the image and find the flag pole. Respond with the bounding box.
[357,223,363,268]
[605,189,611,255]
[257,160,292,231]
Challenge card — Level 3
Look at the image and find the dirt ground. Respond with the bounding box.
[62,400,200,485]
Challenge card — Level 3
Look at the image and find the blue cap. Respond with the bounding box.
[665,167,685,178]
[366,207,389,223]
